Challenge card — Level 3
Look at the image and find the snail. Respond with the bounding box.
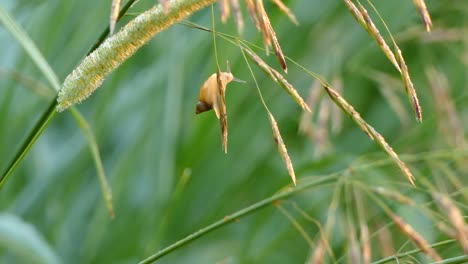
[195,62,245,118]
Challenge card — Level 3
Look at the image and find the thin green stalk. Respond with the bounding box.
[138,174,339,264]
[371,239,458,264]
[431,255,468,264]
[0,99,57,189]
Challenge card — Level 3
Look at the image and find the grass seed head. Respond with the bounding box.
[433,192,468,253]
[218,0,231,23]
[413,0,432,32]
[358,4,401,72]
[395,46,423,122]
[271,0,298,25]
[230,0,244,34]
[268,113,296,185]
[390,213,442,261]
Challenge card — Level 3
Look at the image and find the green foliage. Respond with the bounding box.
[0,0,466,263]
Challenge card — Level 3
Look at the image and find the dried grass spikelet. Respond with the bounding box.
[389,213,442,261]
[433,192,468,253]
[395,47,422,122]
[348,229,362,264]
[310,240,326,264]
[373,187,414,205]
[413,0,432,32]
[218,0,230,23]
[196,66,238,153]
[345,1,423,122]
[230,0,244,34]
[376,221,394,257]
[255,0,272,54]
[299,81,322,138]
[323,85,372,138]
[268,112,296,185]
[244,48,310,111]
[160,0,171,14]
[315,99,331,156]
[357,3,401,73]
[256,0,288,72]
[360,222,371,264]
[330,76,343,134]
[355,189,371,264]
[323,85,416,185]
[271,0,298,25]
[57,0,217,111]
[110,0,121,34]
[245,0,261,30]
[436,221,457,239]
[426,66,465,147]
[343,0,366,29]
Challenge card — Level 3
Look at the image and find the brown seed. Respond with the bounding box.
[230,0,244,34]
[271,0,299,25]
[413,0,432,32]
[218,0,230,23]
[110,0,121,34]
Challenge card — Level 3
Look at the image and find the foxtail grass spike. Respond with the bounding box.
[57,0,217,111]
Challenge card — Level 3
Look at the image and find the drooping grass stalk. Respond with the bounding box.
[57,0,217,111]
[138,174,339,264]
[240,45,297,185]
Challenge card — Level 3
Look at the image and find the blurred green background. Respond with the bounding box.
[0,0,466,263]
